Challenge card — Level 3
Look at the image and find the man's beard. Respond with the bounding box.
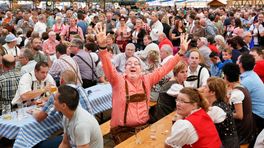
[33,45,42,51]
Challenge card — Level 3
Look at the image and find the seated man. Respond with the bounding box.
[56,85,103,148]
[0,54,20,114]
[32,70,93,122]
[12,61,56,104]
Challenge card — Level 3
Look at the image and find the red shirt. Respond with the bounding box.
[208,44,219,54]
[183,109,222,148]
[254,60,264,83]
[159,38,173,49]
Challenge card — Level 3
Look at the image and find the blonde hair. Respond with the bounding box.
[173,60,188,76]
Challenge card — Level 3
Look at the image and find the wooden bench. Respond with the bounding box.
[100,120,111,136]
[240,144,249,148]
[149,101,157,107]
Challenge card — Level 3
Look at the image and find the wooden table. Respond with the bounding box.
[115,112,175,148]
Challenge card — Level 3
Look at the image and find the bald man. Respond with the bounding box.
[0,54,20,115]
[113,43,146,73]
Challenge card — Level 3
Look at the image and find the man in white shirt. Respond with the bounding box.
[55,85,103,148]
[197,37,212,68]
[12,61,56,104]
[2,33,20,57]
[160,44,174,78]
[19,48,37,75]
[150,12,163,43]
[33,14,47,37]
[185,50,210,88]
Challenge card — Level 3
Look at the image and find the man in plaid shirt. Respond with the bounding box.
[0,54,20,115]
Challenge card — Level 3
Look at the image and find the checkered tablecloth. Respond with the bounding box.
[0,83,113,148]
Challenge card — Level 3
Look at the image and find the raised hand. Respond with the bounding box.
[95,23,107,48]
[179,33,191,54]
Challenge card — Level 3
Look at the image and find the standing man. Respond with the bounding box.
[55,85,103,148]
[49,43,82,86]
[238,54,264,146]
[0,54,20,114]
[33,14,47,37]
[71,39,97,88]
[150,12,163,43]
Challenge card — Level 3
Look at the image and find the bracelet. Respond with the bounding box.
[178,52,184,56]
[98,46,107,50]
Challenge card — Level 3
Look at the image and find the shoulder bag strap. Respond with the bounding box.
[197,66,204,88]
[61,58,82,83]
[76,54,98,79]
[124,80,130,125]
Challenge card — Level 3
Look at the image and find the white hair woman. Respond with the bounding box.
[96,25,190,144]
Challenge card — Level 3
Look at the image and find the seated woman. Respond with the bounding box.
[165,87,221,148]
[222,63,254,145]
[150,60,188,122]
[97,27,190,144]
[204,77,240,148]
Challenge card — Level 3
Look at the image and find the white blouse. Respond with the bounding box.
[165,107,226,147]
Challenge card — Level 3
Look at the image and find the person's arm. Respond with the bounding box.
[96,27,121,84]
[77,144,90,148]
[230,89,245,120]
[233,103,243,120]
[32,110,48,122]
[20,87,48,102]
[78,26,84,41]
[147,34,190,86]
[165,120,198,147]
[59,133,71,148]
[60,26,67,41]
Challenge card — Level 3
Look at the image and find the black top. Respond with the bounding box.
[150,80,177,123]
[213,100,239,148]
[171,28,182,47]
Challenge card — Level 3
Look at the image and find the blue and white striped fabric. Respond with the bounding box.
[85,83,112,115]
[0,83,112,148]
[0,110,62,148]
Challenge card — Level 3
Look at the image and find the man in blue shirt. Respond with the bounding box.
[239,54,264,145]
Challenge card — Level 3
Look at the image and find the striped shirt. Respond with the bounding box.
[42,85,93,115]
[0,69,20,109]
[49,54,82,84]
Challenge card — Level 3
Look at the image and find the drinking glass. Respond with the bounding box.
[17,103,24,120]
[135,128,142,144]
[149,124,157,140]
[50,86,57,94]
[2,103,12,120]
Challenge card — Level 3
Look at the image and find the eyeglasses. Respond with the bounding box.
[175,99,192,104]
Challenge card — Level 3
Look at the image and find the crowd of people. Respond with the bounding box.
[0,4,264,148]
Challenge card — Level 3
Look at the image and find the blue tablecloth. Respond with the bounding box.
[0,83,112,148]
